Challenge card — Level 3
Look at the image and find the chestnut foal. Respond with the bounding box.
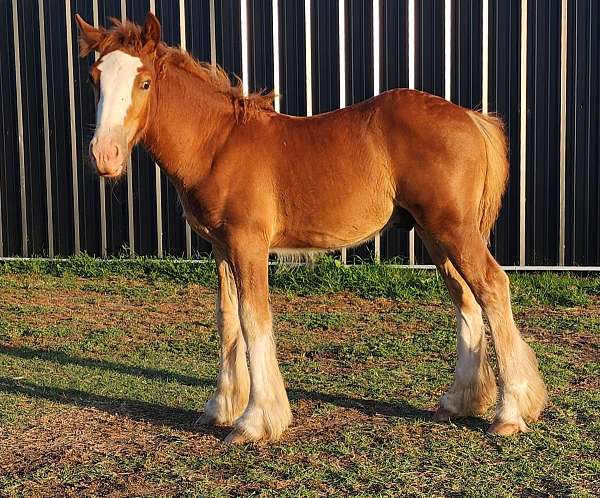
[76,13,547,443]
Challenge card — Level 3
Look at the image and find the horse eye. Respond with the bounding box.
[141,80,151,90]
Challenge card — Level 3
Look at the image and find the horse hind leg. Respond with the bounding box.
[430,224,547,434]
[417,228,497,420]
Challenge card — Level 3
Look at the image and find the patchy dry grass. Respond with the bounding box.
[0,261,598,497]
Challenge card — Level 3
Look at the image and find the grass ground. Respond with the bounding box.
[0,257,598,497]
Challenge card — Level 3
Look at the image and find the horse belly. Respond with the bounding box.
[276,195,395,250]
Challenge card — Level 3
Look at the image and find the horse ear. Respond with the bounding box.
[141,12,161,53]
[75,14,104,57]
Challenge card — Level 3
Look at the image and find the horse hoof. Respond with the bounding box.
[195,413,216,427]
[433,407,456,422]
[487,419,528,436]
[225,429,252,445]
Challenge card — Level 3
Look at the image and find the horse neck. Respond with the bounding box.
[143,64,235,187]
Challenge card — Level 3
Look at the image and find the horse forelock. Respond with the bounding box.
[90,18,275,123]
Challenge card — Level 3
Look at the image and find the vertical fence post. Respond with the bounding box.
[209,0,217,67]
[148,0,163,257]
[119,0,135,256]
[65,0,81,255]
[179,0,193,259]
[339,0,347,264]
[481,0,488,113]
[559,0,568,265]
[272,0,280,112]
[240,0,249,96]
[519,0,528,266]
[92,0,108,258]
[305,0,312,117]
[445,0,452,102]
[373,0,381,262]
[12,0,28,257]
[408,0,415,265]
[39,0,54,257]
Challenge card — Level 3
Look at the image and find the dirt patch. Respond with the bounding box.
[518,304,600,359]
[0,406,215,497]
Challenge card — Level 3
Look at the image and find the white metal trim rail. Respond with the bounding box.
[65,0,80,255]
[38,0,54,258]
[92,0,108,258]
[12,0,27,257]
[407,0,415,265]
[180,0,193,258]
[272,0,280,112]
[339,0,347,265]
[559,0,568,265]
[519,0,528,266]
[305,0,312,117]
[149,0,163,258]
[373,0,381,262]
[119,0,134,256]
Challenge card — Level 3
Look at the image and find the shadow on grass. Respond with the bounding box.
[0,375,230,437]
[0,345,488,433]
[0,344,212,388]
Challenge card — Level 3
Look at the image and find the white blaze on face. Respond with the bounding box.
[96,50,143,135]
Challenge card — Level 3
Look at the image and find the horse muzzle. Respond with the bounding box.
[89,133,127,178]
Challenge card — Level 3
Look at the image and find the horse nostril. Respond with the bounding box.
[113,144,121,159]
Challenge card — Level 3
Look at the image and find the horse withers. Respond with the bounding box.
[76,12,547,443]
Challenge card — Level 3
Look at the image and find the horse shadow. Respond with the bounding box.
[0,344,489,435]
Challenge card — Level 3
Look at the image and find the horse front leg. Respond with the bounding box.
[198,250,250,426]
[224,238,292,443]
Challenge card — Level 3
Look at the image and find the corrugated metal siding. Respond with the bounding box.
[489,0,521,265]
[566,0,599,266]
[0,0,21,256]
[526,0,561,266]
[0,0,598,267]
[279,0,307,117]
[380,0,409,262]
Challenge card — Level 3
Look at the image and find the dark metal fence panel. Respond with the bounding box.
[45,0,77,257]
[97,0,129,256]
[489,0,521,266]
[525,0,561,266]
[157,0,187,256]
[412,0,445,265]
[311,0,338,115]
[345,0,375,263]
[279,0,307,117]
[0,0,598,267]
[566,0,599,266]
[73,0,101,257]
[185,0,213,256]
[380,0,409,262]
[0,0,21,256]
[17,0,47,256]
[248,0,274,94]
[127,0,159,257]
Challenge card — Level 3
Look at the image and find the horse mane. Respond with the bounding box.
[80,18,275,123]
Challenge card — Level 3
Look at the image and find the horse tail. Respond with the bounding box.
[468,111,509,242]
